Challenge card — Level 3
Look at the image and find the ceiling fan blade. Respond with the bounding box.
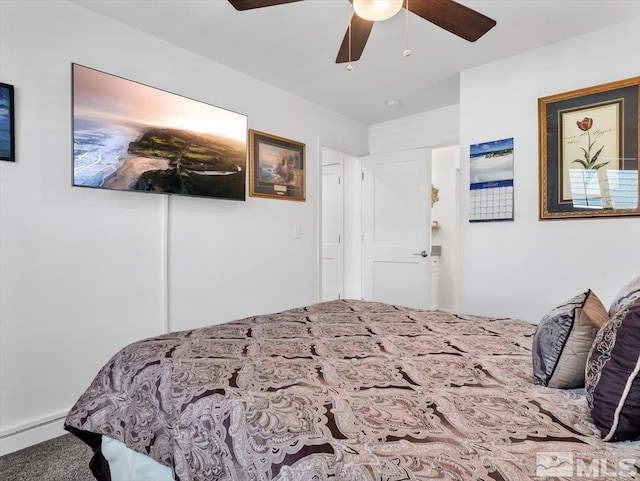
[336,14,375,64]
[227,0,303,11]
[407,0,496,42]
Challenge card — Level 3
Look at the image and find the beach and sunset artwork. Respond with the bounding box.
[72,64,247,200]
[249,129,305,201]
[469,137,514,222]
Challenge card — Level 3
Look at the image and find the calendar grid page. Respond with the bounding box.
[469,179,514,222]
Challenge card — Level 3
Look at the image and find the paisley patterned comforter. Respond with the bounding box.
[65,300,639,481]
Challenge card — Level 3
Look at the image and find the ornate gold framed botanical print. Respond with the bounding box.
[538,77,640,219]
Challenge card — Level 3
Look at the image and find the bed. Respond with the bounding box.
[65,298,640,481]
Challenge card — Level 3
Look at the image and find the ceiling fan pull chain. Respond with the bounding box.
[403,0,412,57]
[347,3,354,71]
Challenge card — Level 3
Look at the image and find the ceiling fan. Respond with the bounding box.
[227,0,496,64]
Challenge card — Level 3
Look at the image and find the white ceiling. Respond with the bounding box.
[71,0,640,125]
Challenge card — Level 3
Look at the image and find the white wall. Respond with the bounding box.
[458,19,640,323]
[369,104,459,155]
[0,0,367,453]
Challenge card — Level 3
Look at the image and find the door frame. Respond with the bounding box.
[317,140,460,311]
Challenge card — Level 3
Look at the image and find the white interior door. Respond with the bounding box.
[321,157,344,301]
[362,149,431,309]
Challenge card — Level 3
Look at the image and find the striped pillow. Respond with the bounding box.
[585,299,640,441]
[532,290,608,389]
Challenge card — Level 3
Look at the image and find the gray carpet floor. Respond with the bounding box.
[0,433,94,481]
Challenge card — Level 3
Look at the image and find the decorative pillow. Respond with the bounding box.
[608,276,640,317]
[586,299,640,442]
[532,290,608,389]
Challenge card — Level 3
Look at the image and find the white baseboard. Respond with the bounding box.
[0,412,68,456]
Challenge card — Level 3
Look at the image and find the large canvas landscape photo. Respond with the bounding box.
[72,64,247,200]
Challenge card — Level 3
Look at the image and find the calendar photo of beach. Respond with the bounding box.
[72,64,247,200]
[470,137,514,185]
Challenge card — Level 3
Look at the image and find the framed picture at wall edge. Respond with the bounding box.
[249,129,305,201]
[0,82,16,162]
[538,77,640,220]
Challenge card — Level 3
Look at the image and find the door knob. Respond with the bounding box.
[413,250,429,257]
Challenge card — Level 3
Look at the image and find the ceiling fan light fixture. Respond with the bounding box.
[352,0,403,22]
